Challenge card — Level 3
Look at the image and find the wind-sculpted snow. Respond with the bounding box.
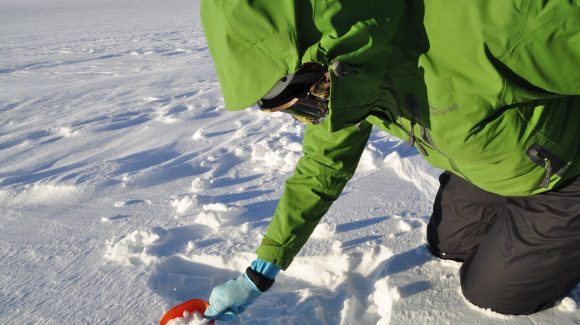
[1,1,580,324]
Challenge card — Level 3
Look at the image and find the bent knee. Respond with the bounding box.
[460,270,553,315]
[426,229,469,262]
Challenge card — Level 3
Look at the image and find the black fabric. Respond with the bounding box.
[427,172,580,315]
[427,172,503,261]
[258,63,326,109]
[245,267,275,292]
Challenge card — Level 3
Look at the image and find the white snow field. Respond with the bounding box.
[1,0,579,324]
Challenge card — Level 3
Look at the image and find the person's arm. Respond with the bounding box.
[204,120,372,321]
[257,119,373,269]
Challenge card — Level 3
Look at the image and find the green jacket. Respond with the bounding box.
[201,0,580,269]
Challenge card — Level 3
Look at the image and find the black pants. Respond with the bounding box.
[427,172,580,315]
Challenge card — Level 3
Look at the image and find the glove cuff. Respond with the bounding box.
[250,258,280,279]
[245,267,275,292]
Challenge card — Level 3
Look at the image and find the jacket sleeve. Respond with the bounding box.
[256,120,372,269]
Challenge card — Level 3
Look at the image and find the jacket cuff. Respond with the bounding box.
[255,236,296,270]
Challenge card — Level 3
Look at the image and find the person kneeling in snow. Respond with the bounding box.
[200,0,580,320]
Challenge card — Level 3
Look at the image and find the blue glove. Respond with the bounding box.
[204,259,280,321]
[204,273,261,321]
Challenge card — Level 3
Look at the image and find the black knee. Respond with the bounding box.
[460,262,555,315]
[426,225,447,259]
[426,222,467,262]
[461,280,542,315]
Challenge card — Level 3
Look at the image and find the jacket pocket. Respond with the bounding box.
[526,144,569,188]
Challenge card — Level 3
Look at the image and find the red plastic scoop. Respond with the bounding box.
[159,299,215,325]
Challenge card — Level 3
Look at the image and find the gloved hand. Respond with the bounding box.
[204,259,280,321]
[204,273,261,321]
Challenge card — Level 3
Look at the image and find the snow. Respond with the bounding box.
[194,203,247,229]
[1,0,579,324]
[166,311,209,325]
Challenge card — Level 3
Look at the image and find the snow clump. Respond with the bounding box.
[12,183,79,205]
[51,126,78,138]
[190,177,208,193]
[250,139,301,173]
[192,128,206,141]
[166,311,209,325]
[171,196,195,214]
[557,297,578,312]
[195,203,247,228]
[104,229,163,266]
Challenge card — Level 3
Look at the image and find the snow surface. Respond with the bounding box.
[1,0,579,324]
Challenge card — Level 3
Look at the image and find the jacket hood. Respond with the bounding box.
[201,0,404,111]
[201,0,319,110]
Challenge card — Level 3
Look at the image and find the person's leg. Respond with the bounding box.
[427,172,505,261]
[460,176,580,315]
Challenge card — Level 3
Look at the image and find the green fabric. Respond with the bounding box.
[256,121,372,268]
[200,0,319,110]
[201,0,580,269]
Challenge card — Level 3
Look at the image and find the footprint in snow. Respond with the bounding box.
[100,214,130,223]
[114,199,151,207]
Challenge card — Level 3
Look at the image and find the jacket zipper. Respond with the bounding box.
[371,108,472,181]
[409,120,470,181]
[371,78,471,183]
[526,144,567,189]
[541,158,552,188]
[403,92,471,182]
